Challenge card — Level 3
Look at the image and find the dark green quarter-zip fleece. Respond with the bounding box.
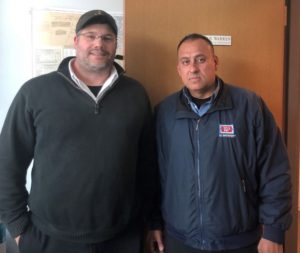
[0,57,156,243]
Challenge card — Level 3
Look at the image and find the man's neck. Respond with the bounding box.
[189,87,216,99]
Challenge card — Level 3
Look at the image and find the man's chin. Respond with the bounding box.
[187,82,204,89]
[90,62,110,72]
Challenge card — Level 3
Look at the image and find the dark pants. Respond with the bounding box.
[165,234,258,253]
[19,223,142,253]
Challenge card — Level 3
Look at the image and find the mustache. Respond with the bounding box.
[90,49,109,56]
[188,74,201,79]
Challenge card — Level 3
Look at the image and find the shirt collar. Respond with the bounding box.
[68,59,118,102]
[183,78,220,116]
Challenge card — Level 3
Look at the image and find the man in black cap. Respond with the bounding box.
[0,10,156,253]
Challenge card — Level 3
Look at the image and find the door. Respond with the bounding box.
[124,0,287,129]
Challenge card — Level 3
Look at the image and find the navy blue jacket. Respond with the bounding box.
[155,78,292,251]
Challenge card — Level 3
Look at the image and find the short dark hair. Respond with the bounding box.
[177,33,214,52]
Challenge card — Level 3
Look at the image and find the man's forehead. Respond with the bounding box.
[178,44,213,59]
[179,39,213,52]
[178,53,206,59]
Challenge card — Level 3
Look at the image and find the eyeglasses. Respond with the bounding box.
[78,32,116,44]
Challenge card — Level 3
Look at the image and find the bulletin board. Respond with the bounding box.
[31,9,124,77]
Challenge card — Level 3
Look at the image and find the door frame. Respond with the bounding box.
[285,0,300,252]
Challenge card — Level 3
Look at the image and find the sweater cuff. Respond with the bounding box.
[148,220,164,231]
[146,215,164,231]
[262,225,285,244]
[6,213,30,238]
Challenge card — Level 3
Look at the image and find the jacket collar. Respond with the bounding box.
[176,77,233,118]
[209,77,233,112]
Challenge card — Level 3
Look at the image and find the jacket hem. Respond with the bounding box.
[32,214,138,243]
[166,227,261,251]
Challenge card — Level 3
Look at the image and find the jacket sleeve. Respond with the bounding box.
[0,85,35,237]
[255,97,292,244]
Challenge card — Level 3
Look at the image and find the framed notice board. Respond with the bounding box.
[31,9,124,77]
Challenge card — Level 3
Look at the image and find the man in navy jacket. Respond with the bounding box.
[146,34,292,253]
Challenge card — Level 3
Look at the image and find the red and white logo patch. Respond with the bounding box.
[219,124,235,137]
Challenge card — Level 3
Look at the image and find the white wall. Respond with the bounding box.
[0,0,123,191]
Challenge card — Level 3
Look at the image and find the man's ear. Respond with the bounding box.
[74,35,79,47]
[214,55,219,71]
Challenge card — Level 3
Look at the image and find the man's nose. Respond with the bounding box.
[189,61,199,72]
[93,37,105,46]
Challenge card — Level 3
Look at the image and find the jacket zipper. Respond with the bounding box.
[196,118,205,248]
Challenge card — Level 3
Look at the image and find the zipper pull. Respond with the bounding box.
[241,179,247,193]
[94,103,99,114]
[196,119,200,130]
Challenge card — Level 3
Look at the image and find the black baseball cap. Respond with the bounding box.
[75,10,118,35]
